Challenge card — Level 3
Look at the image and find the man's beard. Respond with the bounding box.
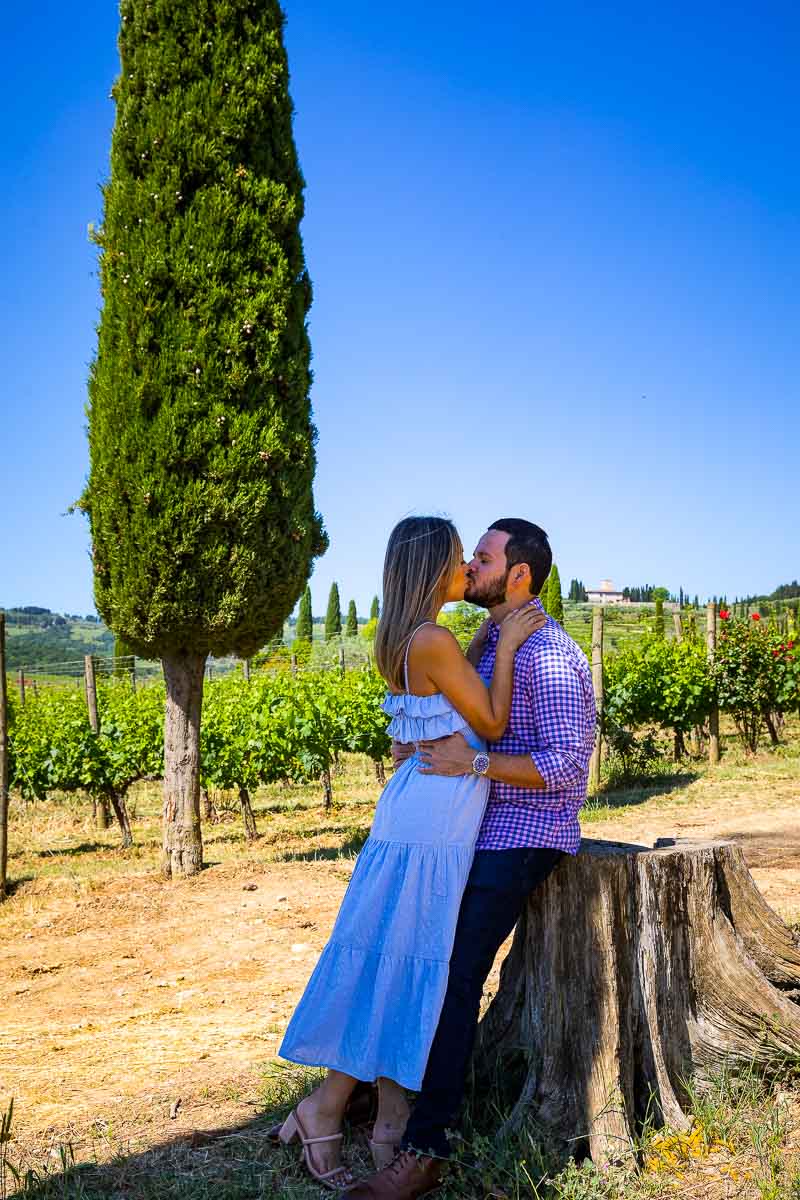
[464,569,509,609]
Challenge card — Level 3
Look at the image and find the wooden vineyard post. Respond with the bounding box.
[706,603,720,765]
[0,614,9,901]
[85,655,100,733]
[672,612,683,641]
[588,607,604,795]
[84,655,108,829]
[291,653,298,677]
[339,646,346,677]
[242,658,251,682]
[17,668,25,706]
[130,656,137,693]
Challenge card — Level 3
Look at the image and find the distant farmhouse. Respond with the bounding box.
[586,580,628,605]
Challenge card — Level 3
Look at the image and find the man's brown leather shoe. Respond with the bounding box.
[341,1150,444,1198]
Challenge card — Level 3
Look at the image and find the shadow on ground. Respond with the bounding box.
[32,842,111,859]
[272,831,370,863]
[585,771,699,815]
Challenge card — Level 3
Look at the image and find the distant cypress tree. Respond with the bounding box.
[654,597,665,639]
[114,635,134,662]
[296,586,313,643]
[325,582,342,640]
[370,595,380,621]
[546,564,564,623]
[540,571,552,611]
[345,599,358,638]
[114,635,135,679]
[82,0,326,876]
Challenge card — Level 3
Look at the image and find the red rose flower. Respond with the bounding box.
[719,609,730,620]
[789,641,795,649]
[772,649,780,657]
[751,613,761,621]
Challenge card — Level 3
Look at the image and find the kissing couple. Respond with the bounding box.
[276,515,596,1198]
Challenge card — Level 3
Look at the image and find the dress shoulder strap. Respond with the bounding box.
[403,621,436,693]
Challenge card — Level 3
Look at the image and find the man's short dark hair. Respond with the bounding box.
[489,518,552,596]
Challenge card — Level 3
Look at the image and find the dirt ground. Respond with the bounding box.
[1,749,799,1176]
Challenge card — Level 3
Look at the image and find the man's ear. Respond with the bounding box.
[510,563,532,591]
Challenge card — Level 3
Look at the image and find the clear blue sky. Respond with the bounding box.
[2,1,797,618]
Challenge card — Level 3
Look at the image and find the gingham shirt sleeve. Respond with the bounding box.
[525,647,593,803]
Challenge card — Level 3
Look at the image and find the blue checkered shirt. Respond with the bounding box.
[474,598,596,853]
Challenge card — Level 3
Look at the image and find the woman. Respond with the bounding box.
[277,516,541,1190]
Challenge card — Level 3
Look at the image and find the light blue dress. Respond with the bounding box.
[279,629,489,1089]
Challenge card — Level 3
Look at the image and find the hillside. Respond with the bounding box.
[1,608,114,671]
[0,608,352,673]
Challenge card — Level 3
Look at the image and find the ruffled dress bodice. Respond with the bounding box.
[381,691,485,752]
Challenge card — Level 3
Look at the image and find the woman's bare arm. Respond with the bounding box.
[408,608,543,740]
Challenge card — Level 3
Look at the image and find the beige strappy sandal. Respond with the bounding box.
[278,1107,354,1192]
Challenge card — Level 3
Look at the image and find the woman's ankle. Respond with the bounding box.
[303,1079,359,1124]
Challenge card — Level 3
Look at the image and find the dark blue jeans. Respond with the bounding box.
[402,846,564,1158]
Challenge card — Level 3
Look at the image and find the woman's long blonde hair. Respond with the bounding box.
[375,516,463,692]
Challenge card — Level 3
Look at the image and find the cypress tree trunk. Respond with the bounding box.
[161,653,206,877]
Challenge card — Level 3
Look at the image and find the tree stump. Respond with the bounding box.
[474,838,800,1166]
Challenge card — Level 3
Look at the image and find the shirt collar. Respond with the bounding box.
[486,595,545,639]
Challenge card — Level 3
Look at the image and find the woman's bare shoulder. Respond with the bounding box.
[411,624,462,657]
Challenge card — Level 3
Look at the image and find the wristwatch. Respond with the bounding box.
[471,751,491,776]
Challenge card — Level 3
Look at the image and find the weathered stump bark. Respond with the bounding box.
[475,838,800,1167]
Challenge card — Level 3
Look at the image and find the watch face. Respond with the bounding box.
[473,752,490,775]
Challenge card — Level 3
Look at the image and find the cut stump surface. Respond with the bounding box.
[475,837,800,1166]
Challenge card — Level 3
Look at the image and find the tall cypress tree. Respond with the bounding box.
[295,586,313,643]
[83,1,326,876]
[345,599,358,638]
[325,582,342,640]
[370,595,380,621]
[546,564,564,623]
[540,571,552,612]
[654,597,665,639]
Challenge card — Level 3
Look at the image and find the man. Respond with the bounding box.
[343,518,596,1199]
